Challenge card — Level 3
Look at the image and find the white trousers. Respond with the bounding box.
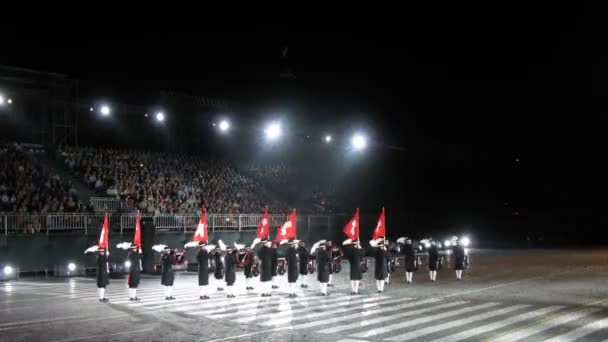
[319,282,328,294]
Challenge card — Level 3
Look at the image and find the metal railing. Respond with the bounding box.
[89,197,122,212]
[1,213,345,235]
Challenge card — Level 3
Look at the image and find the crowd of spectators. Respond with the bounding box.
[0,143,80,214]
[57,146,286,214]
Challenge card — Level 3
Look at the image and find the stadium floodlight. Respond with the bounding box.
[264,122,282,141]
[3,265,13,276]
[351,133,367,150]
[67,263,76,272]
[218,120,230,133]
[461,236,471,247]
[325,135,332,143]
[7,99,12,104]
[100,105,111,116]
[156,112,165,122]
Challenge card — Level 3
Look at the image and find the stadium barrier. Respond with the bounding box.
[2,213,346,236]
[89,197,122,212]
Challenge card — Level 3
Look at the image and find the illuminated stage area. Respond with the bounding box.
[1,249,608,342]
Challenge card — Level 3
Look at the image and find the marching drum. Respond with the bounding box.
[360,257,368,273]
[330,246,344,274]
[277,258,287,275]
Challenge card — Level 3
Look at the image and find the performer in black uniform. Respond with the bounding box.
[127,245,142,301]
[271,242,279,289]
[403,238,416,284]
[258,240,273,297]
[96,248,109,302]
[316,242,331,296]
[372,239,389,293]
[453,239,466,280]
[196,243,210,299]
[161,247,175,300]
[297,241,309,288]
[327,241,335,287]
[213,247,225,291]
[242,246,255,291]
[343,239,363,294]
[428,240,439,282]
[286,240,299,297]
[224,247,237,298]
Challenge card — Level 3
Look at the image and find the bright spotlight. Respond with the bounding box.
[351,134,367,150]
[0,96,4,105]
[124,260,132,269]
[325,135,332,143]
[156,112,165,122]
[100,105,111,116]
[444,240,451,248]
[461,236,471,247]
[7,99,12,104]
[264,122,282,140]
[218,120,230,132]
[3,265,13,275]
[67,263,76,272]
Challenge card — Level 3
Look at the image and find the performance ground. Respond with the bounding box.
[1,249,608,342]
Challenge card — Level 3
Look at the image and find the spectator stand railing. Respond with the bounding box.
[89,197,122,212]
[2,213,343,236]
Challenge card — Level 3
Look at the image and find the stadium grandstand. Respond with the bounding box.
[0,64,352,226]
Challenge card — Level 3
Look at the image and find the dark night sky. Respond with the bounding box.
[2,8,608,242]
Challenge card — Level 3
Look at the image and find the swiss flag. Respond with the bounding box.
[193,208,208,243]
[257,207,270,239]
[343,208,360,240]
[98,214,109,248]
[372,207,386,240]
[274,209,297,242]
[133,211,142,248]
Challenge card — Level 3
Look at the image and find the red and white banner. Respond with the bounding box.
[98,214,109,248]
[372,207,386,241]
[257,207,270,239]
[343,208,360,241]
[193,208,209,243]
[133,211,142,248]
[274,209,297,242]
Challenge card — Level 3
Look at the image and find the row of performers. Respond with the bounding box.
[94,237,468,302]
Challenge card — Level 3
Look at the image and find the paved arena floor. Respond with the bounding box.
[1,249,608,342]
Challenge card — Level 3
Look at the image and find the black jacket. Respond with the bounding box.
[373,247,389,280]
[403,243,416,272]
[453,245,466,270]
[428,245,439,271]
[344,245,363,280]
[286,247,299,283]
[270,247,278,277]
[224,251,236,286]
[160,253,175,286]
[196,249,210,286]
[96,254,109,288]
[258,245,273,282]
[127,251,141,288]
[297,246,309,275]
[316,248,331,283]
[213,252,224,280]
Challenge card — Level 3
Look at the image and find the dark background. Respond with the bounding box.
[1,8,608,246]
